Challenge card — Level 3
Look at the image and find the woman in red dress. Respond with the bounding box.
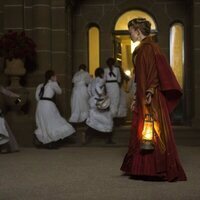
[121,18,187,181]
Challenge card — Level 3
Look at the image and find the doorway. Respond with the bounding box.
[113,10,157,75]
[113,10,186,124]
[113,10,158,123]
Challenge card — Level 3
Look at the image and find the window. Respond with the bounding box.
[88,26,100,77]
[170,23,184,88]
[115,10,157,32]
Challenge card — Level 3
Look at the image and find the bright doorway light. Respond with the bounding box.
[131,41,140,53]
[124,69,131,77]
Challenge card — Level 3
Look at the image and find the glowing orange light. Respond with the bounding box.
[141,114,154,150]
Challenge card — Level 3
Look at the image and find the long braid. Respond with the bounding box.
[106,57,116,77]
[109,65,114,77]
[39,70,55,98]
[39,80,48,98]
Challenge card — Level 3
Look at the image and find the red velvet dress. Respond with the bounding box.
[121,37,187,181]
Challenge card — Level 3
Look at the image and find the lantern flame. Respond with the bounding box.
[141,113,154,150]
[142,121,154,140]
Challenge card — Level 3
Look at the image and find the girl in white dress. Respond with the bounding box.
[0,86,20,153]
[116,65,130,118]
[85,67,113,144]
[69,64,91,123]
[127,73,137,107]
[34,70,75,149]
[104,58,121,117]
[117,88,128,118]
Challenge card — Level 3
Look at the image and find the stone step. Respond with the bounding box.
[66,125,200,147]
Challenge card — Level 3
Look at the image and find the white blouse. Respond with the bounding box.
[35,80,62,101]
[104,66,121,83]
[72,69,91,86]
[88,77,106,99]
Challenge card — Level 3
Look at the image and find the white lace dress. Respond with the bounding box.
[69,70,91,123]
[34,80,75,144]
[104,66,121,117]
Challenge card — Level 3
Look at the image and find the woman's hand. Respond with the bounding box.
[15,93,20,98]
[15,97,22,104]
[145,92,152,105]
[130,95,136,111]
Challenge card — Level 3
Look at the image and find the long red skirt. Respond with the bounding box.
[121,104,187,182]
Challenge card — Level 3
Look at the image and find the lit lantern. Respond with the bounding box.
[140,113,154,150]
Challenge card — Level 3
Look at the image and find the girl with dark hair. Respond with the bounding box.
[121,18,186,181]
[69,64,91,123]
[84,67,113,144]
[0,86,20,153]
[115,64,130,119]
[104,57,121,117]
[34,70,75,149]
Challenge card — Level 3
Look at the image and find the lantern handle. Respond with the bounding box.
[144,113,153,121]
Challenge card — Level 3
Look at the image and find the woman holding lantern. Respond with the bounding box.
[121,18,186,181]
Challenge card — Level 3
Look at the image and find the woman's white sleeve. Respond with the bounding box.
[52,81,62,95]
[35,85,41,101]
[87,83,92,97]
[85,73,92,85]
[95,82,104,96]
[0,86,19,97]
[117,68,121,83]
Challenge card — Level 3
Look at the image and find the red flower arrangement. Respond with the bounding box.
[0,30,37,72]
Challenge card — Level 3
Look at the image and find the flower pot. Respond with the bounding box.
[4,58,26,87]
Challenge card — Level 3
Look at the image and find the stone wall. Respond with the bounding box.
[0,0,72,146]
[73,0,189,67]
[0,1,4,74]
[192,0,200,127]
[0,0,198,146]
[0,0,3,36]
[73,0,192,124]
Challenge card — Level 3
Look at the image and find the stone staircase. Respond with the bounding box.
[67,124,200,147]
[14,117,200,147]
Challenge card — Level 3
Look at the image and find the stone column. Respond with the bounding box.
[64,1,74,116]
[192,0,200,128]
[0,0,4,79]
[3,0,24,31]
[32,0,51,72]
[0,0,3,36]
[23,0,33,38]
[183,0,193,125]
[51,0,68,116]
[1,1,36,147]
[51,0,66,74]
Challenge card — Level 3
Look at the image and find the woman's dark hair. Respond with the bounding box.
[128,18,151,36]
[95,67,104,78]
[106,57,116,77]
[79,64,87,71]
[106,57,115,66]
[39,70,55,98]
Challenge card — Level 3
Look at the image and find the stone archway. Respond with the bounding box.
[113,10,157,77]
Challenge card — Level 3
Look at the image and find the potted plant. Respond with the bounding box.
[0,30,37,87]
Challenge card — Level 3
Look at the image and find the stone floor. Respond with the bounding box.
[0,145,200,200]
